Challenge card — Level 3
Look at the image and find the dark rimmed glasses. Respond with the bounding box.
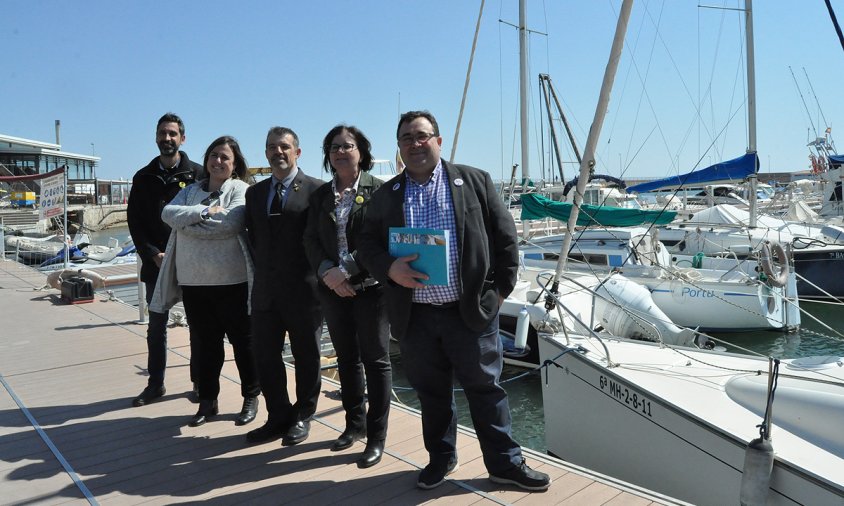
[329,143,357,153]
[398,132,437,147]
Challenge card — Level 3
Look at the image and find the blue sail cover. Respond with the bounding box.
[829,154,844,166]
[626,152,758,193]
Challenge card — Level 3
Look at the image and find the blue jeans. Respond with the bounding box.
[144,280,199,388]
[144,280,169,389]
[400,304,522,474]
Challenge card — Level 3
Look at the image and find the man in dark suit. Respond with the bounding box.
[244,126,323,445]
[127,112,202,407]
[358,111,550,491]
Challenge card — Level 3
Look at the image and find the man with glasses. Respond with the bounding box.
[359,110,550,491]
[128,112,202,407]
[243,126,323,446]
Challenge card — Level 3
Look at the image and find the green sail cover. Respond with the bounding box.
[520,193,676,226]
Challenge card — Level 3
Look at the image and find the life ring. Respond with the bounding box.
[759,241,789,288]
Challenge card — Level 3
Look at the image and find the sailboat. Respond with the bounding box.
[531,1,844,504]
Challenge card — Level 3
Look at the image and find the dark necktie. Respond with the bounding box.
[270,182,283,216]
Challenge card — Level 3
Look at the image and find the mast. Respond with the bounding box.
[518,0,530,184]
[450,0,485,164]
[554,0,634,278]
[539,74,567,184]
[745,0,758,228]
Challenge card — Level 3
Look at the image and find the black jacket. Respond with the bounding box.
[127,151,202,283]
[358,161,519,340]
[303,171,383,285]
[244,169,323,312]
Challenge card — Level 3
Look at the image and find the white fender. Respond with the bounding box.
[46,269,106,290]
[593,274,697,346]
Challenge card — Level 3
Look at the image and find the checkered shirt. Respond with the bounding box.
[403,161,460,304]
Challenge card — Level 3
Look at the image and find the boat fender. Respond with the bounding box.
[514,306,529,350]
[46,269,106,291]
[739,437,773,506]
[759,241,789,288]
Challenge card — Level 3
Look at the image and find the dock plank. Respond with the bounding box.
[0,259,682,505]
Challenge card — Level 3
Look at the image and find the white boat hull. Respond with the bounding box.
[642,272,791,331]
[539,334,844,505]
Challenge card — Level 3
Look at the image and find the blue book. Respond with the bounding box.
[388,227,450,286]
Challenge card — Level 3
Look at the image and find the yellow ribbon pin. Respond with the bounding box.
[179,182,186,188]
[355,195,365,204]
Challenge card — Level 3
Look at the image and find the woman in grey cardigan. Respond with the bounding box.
[153,135,260,427]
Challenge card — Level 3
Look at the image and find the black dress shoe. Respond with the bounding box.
[357,439,384,468]
[235,396,259,426]
[189,399,219,427]
[132,386,165,407]
[282,420,310,446]
[245,420,286,443]
[331,429,365,451]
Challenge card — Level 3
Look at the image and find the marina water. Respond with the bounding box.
[90,226,844,452]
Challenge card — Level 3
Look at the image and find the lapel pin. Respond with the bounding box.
[293,183,301,192]
[179,182,186,188]
[392,183,401,191]
[355,195,365,204]
[454,178,464,186]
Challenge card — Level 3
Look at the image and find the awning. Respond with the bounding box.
[0,166,65,183]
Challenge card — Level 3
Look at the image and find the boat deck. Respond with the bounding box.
[0,259,682,505]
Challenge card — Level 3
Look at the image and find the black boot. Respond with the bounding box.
[357,439,384,468]
[189,399,218,427]
[235,396,259,426]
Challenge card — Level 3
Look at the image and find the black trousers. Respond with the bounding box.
[181,283,260,401]
[252,301,323,425]
[319,284,392,441]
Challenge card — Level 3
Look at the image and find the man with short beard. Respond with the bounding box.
[127,112,203,407]
[243,126,323,445]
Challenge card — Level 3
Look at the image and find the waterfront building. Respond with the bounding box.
[0,130,99,204]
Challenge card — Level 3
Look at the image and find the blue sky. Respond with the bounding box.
[3,1,844,183]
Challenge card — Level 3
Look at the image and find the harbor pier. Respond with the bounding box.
[0,259,681,505]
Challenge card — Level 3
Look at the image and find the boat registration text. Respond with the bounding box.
[599,375,653,417]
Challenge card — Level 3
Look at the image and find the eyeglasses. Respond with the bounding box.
[398,132,437,146]
[329,143,357,153]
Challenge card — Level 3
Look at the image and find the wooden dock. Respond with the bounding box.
[0,259,683,505]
